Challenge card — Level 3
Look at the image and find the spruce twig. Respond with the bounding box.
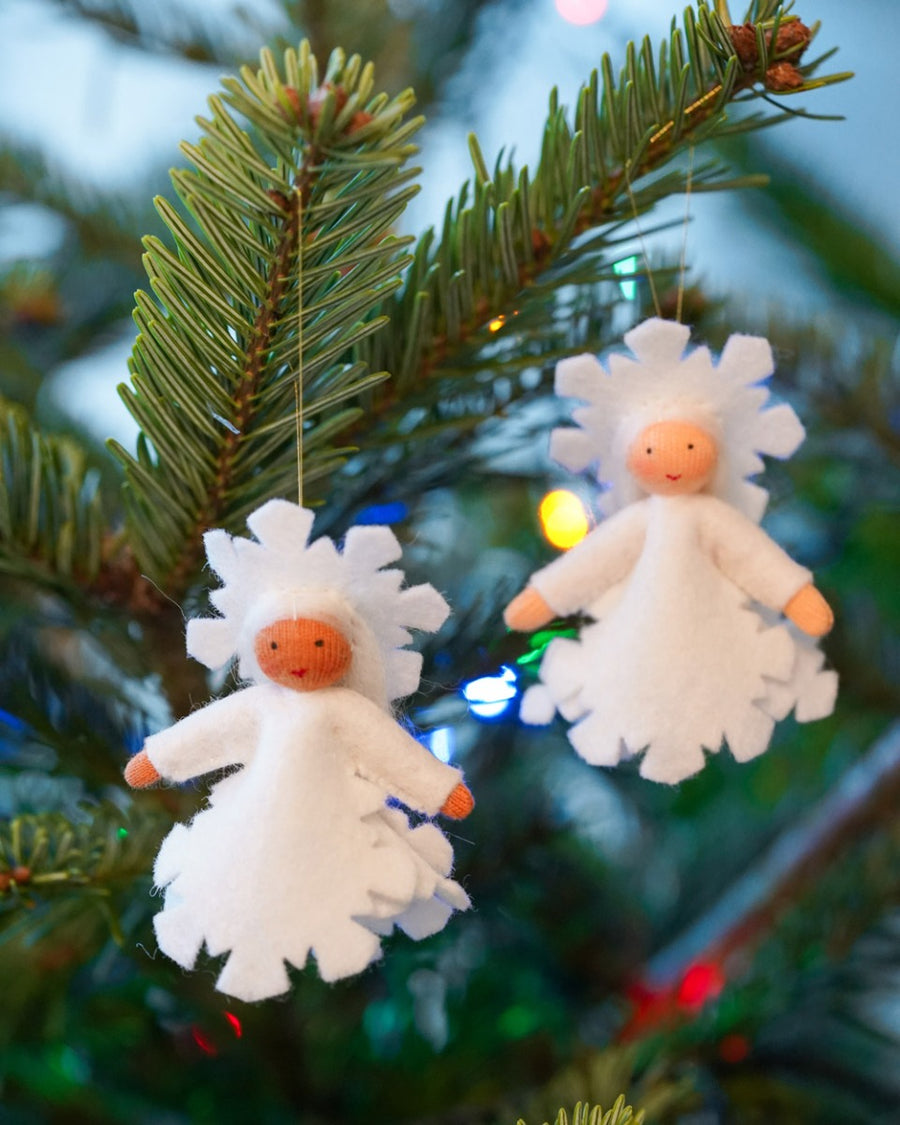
[0,805,163,912]
[109,43,422,596]
[0,397,104,589]
[352,2,850,441]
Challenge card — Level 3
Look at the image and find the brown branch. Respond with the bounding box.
[358,80,742,436]
[365,16,822,433]
[644,722,900,990]
[162,159,317,599]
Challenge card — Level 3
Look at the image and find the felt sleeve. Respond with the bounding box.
[145,689,260,782]
[700,496,812,610]
[336,694,462,816]
[530,500,649,616]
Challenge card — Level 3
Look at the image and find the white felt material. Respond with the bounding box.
[550,317,806,522]
[150,685,468,1001]
[519,684,556,726]
[529,319,836,783]
[699,495,811,611]
[531,500,649,619]
[716,332,774,386]
[531,493,818,782]
[625,316,692,363]
[144,500,467,1001]
[342,524,403,570]
[187,500,449,705]
[146,690,260,781]
[762,625,839,724]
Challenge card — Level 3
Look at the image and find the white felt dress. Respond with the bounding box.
[146,683,468,1003]
[527,493,837,783]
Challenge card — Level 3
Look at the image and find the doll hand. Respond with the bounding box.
[504,587,554,632]
[783,583,834,637]
[124,748,161,789]
[440,782,474,819]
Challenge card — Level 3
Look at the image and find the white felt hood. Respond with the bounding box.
[185,500,450,706]
[550,318,805,523]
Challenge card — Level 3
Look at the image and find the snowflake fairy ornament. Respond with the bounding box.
[505,318,837,784]
[125,500,473,1002]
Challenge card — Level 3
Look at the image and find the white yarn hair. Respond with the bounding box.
[185,500,450,709]
[550,318,806,523]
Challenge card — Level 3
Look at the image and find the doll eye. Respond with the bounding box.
[270,641,278,650]
[687,443,694,450]
[645,447,652,454]
[314,639,324,647]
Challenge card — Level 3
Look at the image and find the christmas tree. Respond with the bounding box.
[1,1,898,1121]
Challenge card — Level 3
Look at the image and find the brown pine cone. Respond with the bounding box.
[307,83,349,129]
[765,61,805,91]
[281,86,303,122]
[774,19,812,59]
[728,23,759,70]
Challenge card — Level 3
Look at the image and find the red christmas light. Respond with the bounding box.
[718,1033,751,1064]
[677,961,725,1010]
[224,1011,243,1038]
[191,1026,218,1056]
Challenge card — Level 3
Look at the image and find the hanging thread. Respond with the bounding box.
[623,160,661,319]
[675,145,695,325]
[295,187,304,507]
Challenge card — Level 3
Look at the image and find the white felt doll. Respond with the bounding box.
[125,500,473,1002]
[504,318,837,785]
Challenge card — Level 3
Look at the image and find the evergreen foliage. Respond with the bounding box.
[110,44,422,590]
[102,0,848,599]
[0,804,159,903]
[519,1095,645,1125]
[0,397,104,587]
[0,1,897,1122]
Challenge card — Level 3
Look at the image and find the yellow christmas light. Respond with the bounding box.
[538,489,589,549]
[488,315,506,332]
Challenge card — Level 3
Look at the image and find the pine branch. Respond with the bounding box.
[0,139,152,265]
[354,2,850,437]
[0,804,161,915]
[518,1095,646,1125]
[43,0,244,64]
[0,625,157,787]
[721,135,900,317]
[506,1043,697,1125]
[110,42,423,596]
[0,397,106,590]
[108,3,848,606]
[643,722,900,991]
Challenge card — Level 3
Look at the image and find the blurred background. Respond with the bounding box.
[0,1,898,1122]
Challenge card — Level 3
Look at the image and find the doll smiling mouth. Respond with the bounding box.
[291,669,307,678]
[665,473,681,481]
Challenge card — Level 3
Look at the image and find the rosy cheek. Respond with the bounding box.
[631,454,656,481]
[256,645,285,677]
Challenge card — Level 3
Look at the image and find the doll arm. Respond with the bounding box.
[338,694,472,818]
[505,500,648,630]
[782,584,834,637]
[701,497,833,635]
[125,689,260,788]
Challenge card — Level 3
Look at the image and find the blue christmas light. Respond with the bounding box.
[0,707,27,733]
[354,501,409,525]
[462,666,518,720]
[425,726,454,763]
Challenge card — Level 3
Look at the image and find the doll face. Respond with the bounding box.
[254,618,352,691]
[626,419,718,496]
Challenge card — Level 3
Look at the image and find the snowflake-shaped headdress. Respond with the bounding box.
[550,318,805,522]
[185,500,449,707]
